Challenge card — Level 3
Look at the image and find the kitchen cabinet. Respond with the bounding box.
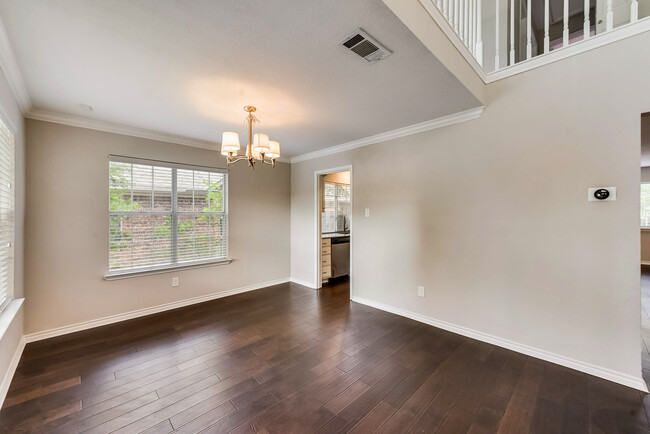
[322,238,331,281]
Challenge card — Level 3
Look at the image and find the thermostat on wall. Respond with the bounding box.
[588,187,616,201]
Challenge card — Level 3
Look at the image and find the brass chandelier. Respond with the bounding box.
[220,106,280,168]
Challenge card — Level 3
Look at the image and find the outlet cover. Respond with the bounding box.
[364,208,370,217]
[172,277,179,287]
[417,286,425,297]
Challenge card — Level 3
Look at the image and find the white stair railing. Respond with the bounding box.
[434,0,484,66]
[427,0,648,75]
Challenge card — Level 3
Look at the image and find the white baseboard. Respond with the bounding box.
[289,277,318,289]
[24,278,290,343]
[351,295,648,392]
[0,335,26,408]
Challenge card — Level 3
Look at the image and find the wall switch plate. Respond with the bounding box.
[364,208,370,217]
[417,286,425,297]
[172,277,179,287]
[588,187,616,201]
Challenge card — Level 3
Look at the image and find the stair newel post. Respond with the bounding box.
[526,0,532,59]
[544,0,550,52]
[583,0,590,40]
[494,0,500,69]
[509,0,515,65]
[606,0,613,31]
[563,0,570,46]
[475,0,478,66]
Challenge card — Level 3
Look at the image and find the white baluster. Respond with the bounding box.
[584,0,590,40]
[631,0,638,22]
[526,0,532,59]
[443,0,449,18]
[509,0,515,65]
[455,0,460,33]
[606,0,613,31]
[463,0,469,43]
[459,0,465,41]
[449,0,455,28]
[544,0,550,52]
[470,0,475,53]
[494,0,500,69]
[473,0,478,53]
[562,0,569,47]
[474,0,478,66]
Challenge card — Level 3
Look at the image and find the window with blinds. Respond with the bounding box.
[322,183,350,233]
[108,156,228,276]
[0,118,14,312]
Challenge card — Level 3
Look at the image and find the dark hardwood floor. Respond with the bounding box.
[1,278,649,433]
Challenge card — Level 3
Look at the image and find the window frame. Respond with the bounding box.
[105,155,230,279]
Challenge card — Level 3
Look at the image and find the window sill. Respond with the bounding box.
[0,298,23,342]
[642,228,650,232]
[104,259,233,280]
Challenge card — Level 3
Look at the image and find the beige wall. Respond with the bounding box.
[0,63,25,404]
[291,31,650,385]
[25,120,290,334]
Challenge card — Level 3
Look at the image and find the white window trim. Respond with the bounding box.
[104,258,232,280]
[105,155,230,279]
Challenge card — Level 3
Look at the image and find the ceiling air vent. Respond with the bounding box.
[341,28,392,64]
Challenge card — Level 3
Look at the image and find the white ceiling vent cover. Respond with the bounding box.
[341,29,392,64]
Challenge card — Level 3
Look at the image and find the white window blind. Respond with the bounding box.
[108,156,228,276]
[0,117,14,312]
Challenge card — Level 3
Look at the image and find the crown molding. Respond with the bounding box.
[27,109,221,150]
[290,106,484,163]
[0,16,31,113]
[26,109,292,163]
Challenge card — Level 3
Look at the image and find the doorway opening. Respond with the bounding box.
[315,166,352,295]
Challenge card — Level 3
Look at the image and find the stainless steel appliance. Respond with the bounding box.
[331,236,350,278]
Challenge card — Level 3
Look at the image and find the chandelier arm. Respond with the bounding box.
[227,155,249,163]
[258,157,276,167]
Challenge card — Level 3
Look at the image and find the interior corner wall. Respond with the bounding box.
[24,120,291,335]
[291,31,650,385]
[0,63,25,404]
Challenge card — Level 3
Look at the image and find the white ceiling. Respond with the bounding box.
[0,0,480,157]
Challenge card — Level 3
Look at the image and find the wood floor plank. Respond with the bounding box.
[199,393,279,434]
[496,359,546,433]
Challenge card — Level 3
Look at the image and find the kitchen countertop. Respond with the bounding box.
[322,233,350,239]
